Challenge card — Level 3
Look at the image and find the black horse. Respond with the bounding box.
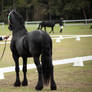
[38,19,63,33]
[8,10,56,90]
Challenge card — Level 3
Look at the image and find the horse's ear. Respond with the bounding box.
[13,9,16,12]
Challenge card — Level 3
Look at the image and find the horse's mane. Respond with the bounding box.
[14,10,25,25]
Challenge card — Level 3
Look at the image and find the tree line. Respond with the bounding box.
[0,0,92,22]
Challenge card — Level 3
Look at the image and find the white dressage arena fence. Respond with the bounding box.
[0,35,92,44]
[25,19,92,26]
[51,35,92,43]
[0,55,92,80]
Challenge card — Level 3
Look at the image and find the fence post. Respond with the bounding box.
[0,72,4,79]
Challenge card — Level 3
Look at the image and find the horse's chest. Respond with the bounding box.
[15,41,31,57]
[16,43,24,54]
[14,39,24,55]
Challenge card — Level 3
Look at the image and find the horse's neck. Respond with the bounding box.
[13,28,27,38]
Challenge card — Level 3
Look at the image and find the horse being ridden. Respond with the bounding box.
[8,10,56,90]
[38,20,63,33]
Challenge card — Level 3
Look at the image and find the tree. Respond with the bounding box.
[63,0,90,19]
[0,0,92,22]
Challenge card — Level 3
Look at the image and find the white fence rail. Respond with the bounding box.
[25,19,92,26]
[0,55,92,79]
[0,35,92,44]
[51,35,92,42]
[63,19,92,23]
[0,19,92,31]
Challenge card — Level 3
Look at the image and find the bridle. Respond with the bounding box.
[8,11,13,26]
[8,14,12,25]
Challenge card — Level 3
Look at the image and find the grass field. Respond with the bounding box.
[0,24,92,35]
[0,24,92,92]
[0,61,92,92]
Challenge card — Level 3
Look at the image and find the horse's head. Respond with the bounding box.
[8,9,24,31]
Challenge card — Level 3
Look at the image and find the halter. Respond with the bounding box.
[8,15,10,20]
[8,15,10,23]
[8,11,12,24]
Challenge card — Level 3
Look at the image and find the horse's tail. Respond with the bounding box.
[41,37,53,85]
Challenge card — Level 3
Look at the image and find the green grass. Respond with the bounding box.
[37,24,92,35]
[53,37,92,60]
[0,24,92,35]
[0,24,92,92]
[0,25,11,35]
[60,24,92,35]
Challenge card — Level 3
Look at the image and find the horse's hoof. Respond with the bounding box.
[51,83,57,90]
[14,81,21,87]
[51,86,57,90]
[51,85,57,90]
[35,85,43,90]
[22,80,28,86]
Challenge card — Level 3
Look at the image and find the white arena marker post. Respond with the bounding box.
[56,35,64,43]
[0,72,5,79]
[76,36,80,41]
[60,35,64,40]
[73,57,84,66]
[56,38,61,43]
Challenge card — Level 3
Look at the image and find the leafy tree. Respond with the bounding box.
[0,0,92,22]
[63,0,90,19]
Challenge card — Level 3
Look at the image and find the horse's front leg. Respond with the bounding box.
[22,57,28,86]
[13,55,21,87]
[49,27,54,33]
[44,27,46,32]
[33,57,43,90]
[52,27,54,33]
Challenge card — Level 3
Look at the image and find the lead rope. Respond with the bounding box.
[0,39,7,60]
